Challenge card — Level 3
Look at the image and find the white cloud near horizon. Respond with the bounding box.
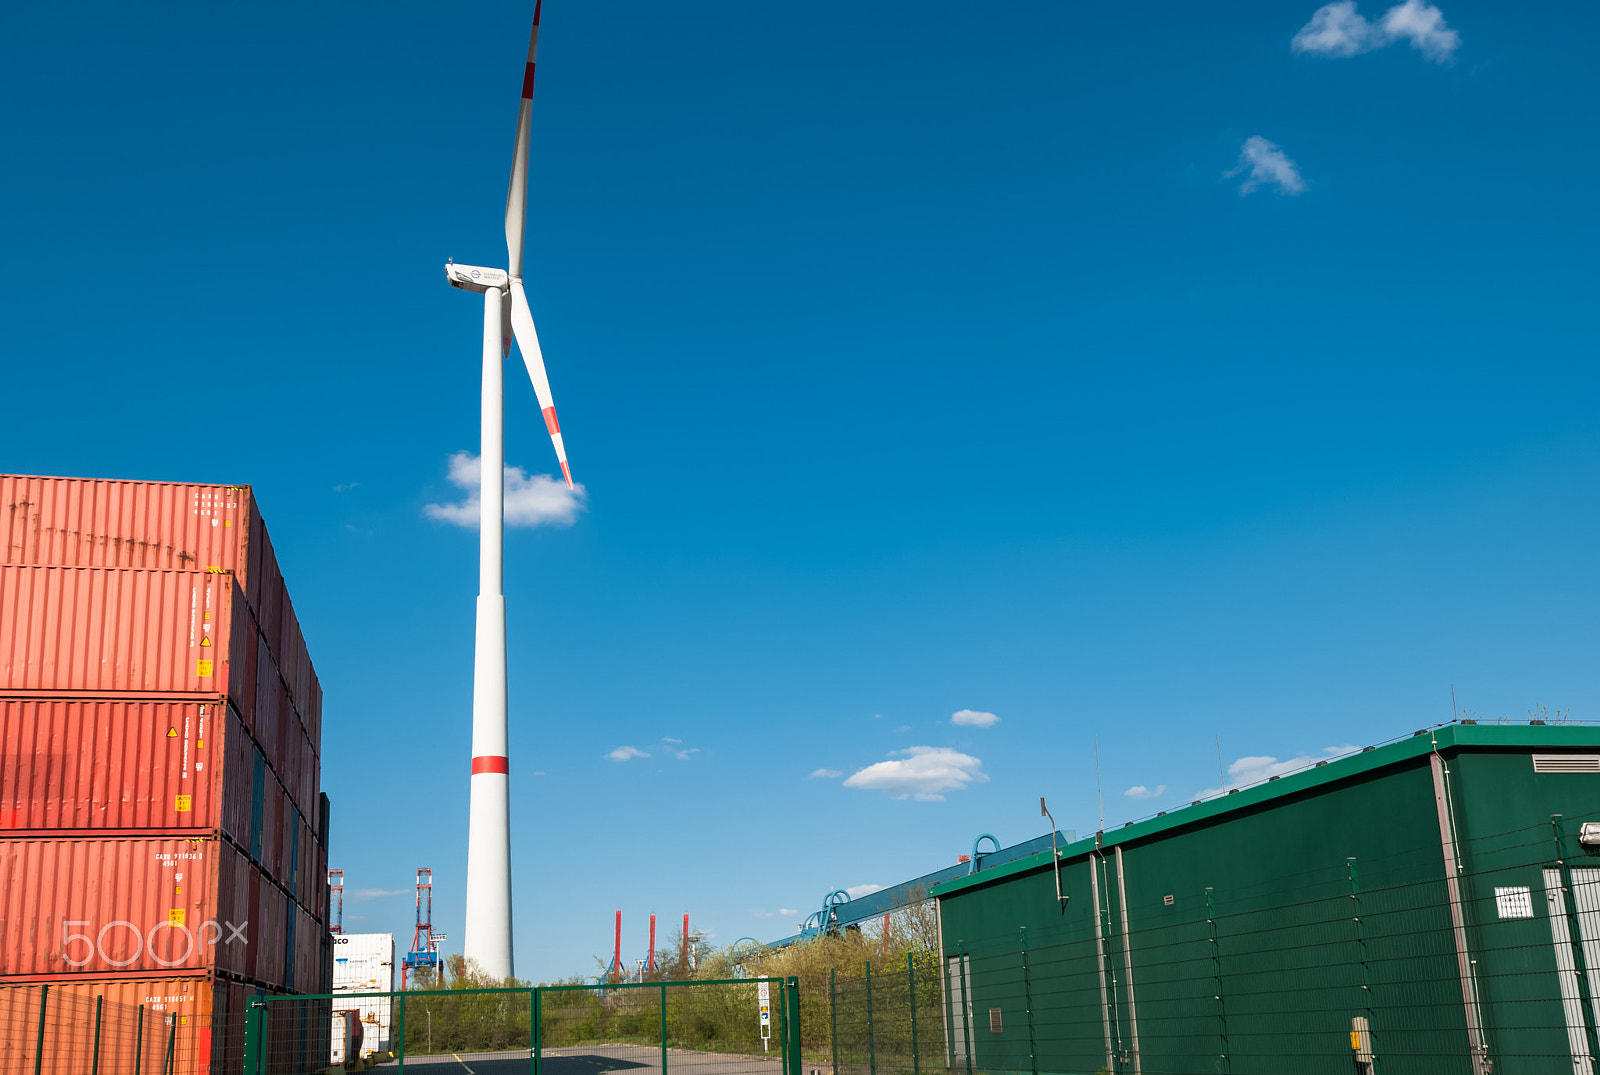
[1125,784,1167,800]
[951,709,1000,728]
[675,748,700,760]
[811,768,843,779]
[1292,1,1459,63]
[607,746,650,761]
[351,888,407,901]
[424,451,587,529]
[1226,136,1306,196]
[1199,744,1359,798]
[846,883,885,899]
[843,746,988,801]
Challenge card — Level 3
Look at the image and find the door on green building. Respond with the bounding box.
[1542,867,1600,1075]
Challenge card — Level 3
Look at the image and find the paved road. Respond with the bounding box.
[383,1042,787,1075]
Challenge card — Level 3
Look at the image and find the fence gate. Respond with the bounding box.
[244,977,800,1075]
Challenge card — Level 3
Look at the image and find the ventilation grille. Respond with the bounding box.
[989,1008,1003,1034]
[1532,754,1600,773]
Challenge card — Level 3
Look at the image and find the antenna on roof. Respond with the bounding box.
[1094,736,1105,836]
[1216,736,1228,793]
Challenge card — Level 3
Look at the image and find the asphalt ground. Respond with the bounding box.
[381,1042,787,1075]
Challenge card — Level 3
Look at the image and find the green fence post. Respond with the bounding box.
[1206,888,1230,1075]
[396,992,406,1075]
[785,977,801,1075]
[864,962,876,1075]
[1346,863,1371,1074]
[91,994,103,1075]
[830,969,840,1075]
[135,1003,145,1075]
[907,954,920,1075]
[33,983,48,1075]
[532,987,541,1075]
[1020,928,1038,1075]
[242,999,262,1075]
[660,983,669,1075]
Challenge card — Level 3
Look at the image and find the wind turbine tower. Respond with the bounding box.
[445,0,572,981]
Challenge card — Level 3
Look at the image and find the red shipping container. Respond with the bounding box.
[0,474,321,742]
[0,698,228,833]
[0,975,223,1075]
[0,836,278,982]
[0,566,248,707]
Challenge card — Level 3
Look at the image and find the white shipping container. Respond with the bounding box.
[331,932,394,1061]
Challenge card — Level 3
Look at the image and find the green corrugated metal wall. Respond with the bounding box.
[935,726,1600,1075]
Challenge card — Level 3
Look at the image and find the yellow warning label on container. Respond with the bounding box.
[167,727,178,738]
[175,795,192,812]
[168,909,186,926]
[196,740,204,748]
[200,636,211,647]
[196,659,213,677]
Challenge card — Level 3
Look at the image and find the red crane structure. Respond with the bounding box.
[402,868,441,989]
[328,870,345,934]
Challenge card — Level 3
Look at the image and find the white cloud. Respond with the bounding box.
[675,748,700,761]
[846,883,885,900]
[1226,136,1306,196]
[1199,744,1359,798]
[662,737,682,744]
[843,746,988,801]
[950,709,1000,728]
[333,482,360,493]
[424,451,586,529]
[607,746,650,761]
[351,888,407,901]
[750,909,776,918]
[810,768,843,779]
[779,908,798,917]
[1292,1,1458,63]
[1124,784,1167,800]
[1381,0,1459,62]
[1292,1,1378,56]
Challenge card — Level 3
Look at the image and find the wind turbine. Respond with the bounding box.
[444,0,569,982]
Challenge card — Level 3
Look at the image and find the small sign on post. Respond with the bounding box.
[758,980,771,1051]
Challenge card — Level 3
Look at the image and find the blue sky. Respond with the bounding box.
[4,0,1597,980]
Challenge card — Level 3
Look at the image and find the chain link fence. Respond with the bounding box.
[0,983,242,1075]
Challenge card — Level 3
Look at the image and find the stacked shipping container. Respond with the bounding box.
[0,475,333,1073]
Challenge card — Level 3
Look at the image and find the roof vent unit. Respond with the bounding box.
[1581,823,1600,848]
[1532,755,1600,774]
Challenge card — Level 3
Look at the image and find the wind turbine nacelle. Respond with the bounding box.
[446,263,509,293]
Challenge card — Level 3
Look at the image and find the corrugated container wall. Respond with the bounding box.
[0,475,322,742]
[0,473,330,1030]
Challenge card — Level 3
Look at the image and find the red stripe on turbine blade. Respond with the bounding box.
[542,406,560,435]
[560,460,573,489]
[521,62,536,99]
[471,755,510,775]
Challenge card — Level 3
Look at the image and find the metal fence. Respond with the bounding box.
[816,831,1600,1073]
[247,977,801,1075]
[0,983,240,1075]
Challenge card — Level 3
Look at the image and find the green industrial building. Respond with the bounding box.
[931,723,1600,1075]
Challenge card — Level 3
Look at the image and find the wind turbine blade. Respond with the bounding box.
[508,278,572,489]
[504,1,541,280]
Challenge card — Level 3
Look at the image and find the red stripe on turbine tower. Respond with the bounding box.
[472,755,510,775]
[648,914,657,972]
[522,63,537,99]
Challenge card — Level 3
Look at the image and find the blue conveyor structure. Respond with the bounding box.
[765,829,1075,948]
